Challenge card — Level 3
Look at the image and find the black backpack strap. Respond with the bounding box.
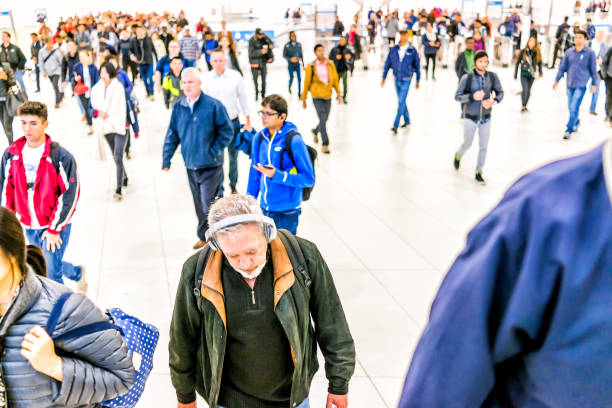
[279,130,299,170]
[193,245,212,300]
[49,141,61,174]
[277,229,311,298]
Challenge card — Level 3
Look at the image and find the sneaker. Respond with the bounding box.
[311,128,319,144]
[475,172,486,185]
[453,156,461,170]
[400,122,410,128]
[125,152,131,160]
[521,107,528,113]
[193,240,206,250]
[123,177,128,187]
[563,132,571,140]
[76,266,88,294]
[589,111,598,116]
[321,145,330,154]
[113,190,123,201]
[391,127,398,135]
[230,185,238,194]
[343,97,347,104]
[54,103,60,109]
[34,89,40,93]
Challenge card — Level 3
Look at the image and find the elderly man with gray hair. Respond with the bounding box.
[169,193,355,408]
[162,67,234,250]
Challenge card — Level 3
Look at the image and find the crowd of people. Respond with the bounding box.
[0,5,610,408]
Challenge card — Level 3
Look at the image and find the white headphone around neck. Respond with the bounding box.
[205,214,277,251]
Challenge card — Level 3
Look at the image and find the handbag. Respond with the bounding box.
[74,80,89,96]
[46,293,159,408]
[5,86,27,117]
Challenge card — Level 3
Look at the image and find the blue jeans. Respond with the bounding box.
[288,63,301,96]
[14,69,26,93]
[25,225,82,284]
[138,64,154,95]
[219,397,309,408]
[589,79,599,113]
[263,209,301,235]
[394,79,411,128]
[184,59,196,68]
[566,86,587,133]
[34,65,40,91]
[219,119,240,195]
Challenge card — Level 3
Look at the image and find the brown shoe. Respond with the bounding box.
[193,240,206,250]
[321,145,330,154]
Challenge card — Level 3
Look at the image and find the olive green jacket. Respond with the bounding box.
[169,232,356,407]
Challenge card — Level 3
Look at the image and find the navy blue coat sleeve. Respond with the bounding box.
[398,189,563,407]
[162,105,180,169]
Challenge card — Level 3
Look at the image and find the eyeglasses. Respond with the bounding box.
[258,110,281,117]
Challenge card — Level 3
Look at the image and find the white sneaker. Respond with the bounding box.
[76,266,88,294]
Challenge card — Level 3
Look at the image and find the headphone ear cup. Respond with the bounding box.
[208,238,219,252]
[267,224,277,242]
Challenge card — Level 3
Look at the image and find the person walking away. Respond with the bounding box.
[72,49,99,135]
[455,37,475,118]
[283,31,304,96]
[90,62,128,201]
[162,68,233,250]
[347,24,363,74]
[30,33,43,93]
[0,206,134,406]
[162,57,185,108]
[130,25,157,100]
[301,44,342,154]
[385,12,400,46]
[422,23,441,80]
[202,48,252,197]
[38,38,64,109]
[169,194,354,408]
[0,31,27,93]
[382,28,421,134]
[602,44,612,126]
[329,37,354,104]
[160,23,174,54]
[0,101,87,291]
[119,29,137,82]
[514,36,543,112]
[333,16,345,37]
[248,28,274,100]
[550,17,571,69]
[553,30,598,139]
[588,30,608,115]
[0,65,15,143]
[453,51,504,185]
[247,95,314,233]
[179,26,200,69]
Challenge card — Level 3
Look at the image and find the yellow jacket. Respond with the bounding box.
[301,59,341,100]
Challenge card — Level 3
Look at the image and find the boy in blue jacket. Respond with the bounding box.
[399,138,612,408]
[247,94,314,234]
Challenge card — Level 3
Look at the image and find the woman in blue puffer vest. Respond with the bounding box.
[0,206,135,407]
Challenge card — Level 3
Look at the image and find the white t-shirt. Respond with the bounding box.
[21,143,46,229]
[399,44,410,60]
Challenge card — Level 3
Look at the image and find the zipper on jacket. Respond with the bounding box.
[262,132,276,208]
[251,289,256,305]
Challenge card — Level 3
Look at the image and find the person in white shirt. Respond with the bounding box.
[202,48,252,196]
[90,62,128,201]
[589,30,609,115]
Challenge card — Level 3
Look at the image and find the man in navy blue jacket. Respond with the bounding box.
[381,29,420,134]
[553,29,598,140]
[162,68,234,249]
[246,94,314,234]
[399,138,612,408]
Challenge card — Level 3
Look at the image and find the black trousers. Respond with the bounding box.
[605,77,612,120]
[425,54,436,78]
[520,75,535,107]
[251,65,267,98]
[49,75,63,105]
[104,133,127,193]
[551,44,561,68]
[0,101,13,144]
[187,166,223,241]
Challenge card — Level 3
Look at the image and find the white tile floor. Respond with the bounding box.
[1,52,610,408]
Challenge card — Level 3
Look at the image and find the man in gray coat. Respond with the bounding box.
[38,38,64,108]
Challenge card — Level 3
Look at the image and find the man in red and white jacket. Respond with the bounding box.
[0,101,87,292]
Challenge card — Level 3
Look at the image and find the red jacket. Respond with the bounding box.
[0,136,80,234]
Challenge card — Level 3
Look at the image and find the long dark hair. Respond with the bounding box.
[523,36,542,64]
[0,207,46,278]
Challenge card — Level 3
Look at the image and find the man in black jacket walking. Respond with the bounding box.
[549,16,570,69]
[130,25,157,99]
[30,33,43,93]
[1,31,27,93]
[283,31,304,96]
[248,28,274,100]
[329,36,354,104]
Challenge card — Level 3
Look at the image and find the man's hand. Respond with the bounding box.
[473,90,485,101]
[74,73,81,82]
[99,111,109,119]
[337,95,343,104]
[415,81,420,90]
[250,63,259,68]
[42,230,62,253]
[326,393,348,408]
[290,57,298,63]
[302,100,307,109]
[0,70,7,81]
[177,402,196,408]
[262,48,268,54]
[553,81,558,90]
[21,326,63,382]
[482,98,495,109]
[244,117,253,132]
[336,54,342,60]
[253,163,275,178]
[155,82,162,93]
[591,84,597,94]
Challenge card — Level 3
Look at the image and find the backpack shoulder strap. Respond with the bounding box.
[465,72,473,92]
[49,141,61,174]
[193,245,212,299]
[280,130,300,169]
[277,230,312,298]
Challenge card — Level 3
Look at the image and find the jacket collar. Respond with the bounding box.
[8,135,52,158]
[179,92,202,108]
[0,267,42,338]
[201,236,295,329]
[603,139,612,207]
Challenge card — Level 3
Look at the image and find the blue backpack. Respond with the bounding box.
[45,293,159,408]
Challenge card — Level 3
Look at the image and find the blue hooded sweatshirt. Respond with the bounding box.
[399,139,612,408]
[246,121,315,212]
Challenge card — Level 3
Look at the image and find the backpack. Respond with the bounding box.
[45,292,159,408]
[255,130,317,201]
[193,229,312,303]
[7,141,61,174]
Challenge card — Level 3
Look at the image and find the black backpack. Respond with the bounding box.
[256,130,317,201]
